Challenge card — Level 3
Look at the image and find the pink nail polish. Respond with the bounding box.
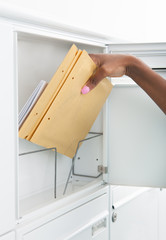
[81,86,90,94]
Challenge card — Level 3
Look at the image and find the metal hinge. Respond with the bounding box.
[98,165,108,174]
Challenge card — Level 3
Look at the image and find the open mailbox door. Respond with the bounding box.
[106,43,166,188]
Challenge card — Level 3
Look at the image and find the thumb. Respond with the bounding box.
[81,67,106,94]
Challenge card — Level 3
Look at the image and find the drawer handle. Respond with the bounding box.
[92,218,107,236]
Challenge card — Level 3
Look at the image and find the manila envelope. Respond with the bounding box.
[30,50,113,158]
[19,44,80,140]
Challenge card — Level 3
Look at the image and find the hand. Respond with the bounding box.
[80,53,166,113]
[81,53,130,94]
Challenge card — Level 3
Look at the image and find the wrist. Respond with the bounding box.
[125,55,141,78]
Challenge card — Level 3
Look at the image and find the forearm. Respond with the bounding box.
[125,56,166,114]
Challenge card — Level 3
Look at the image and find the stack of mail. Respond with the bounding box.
[19,44,113,158]
[19,80,47,129]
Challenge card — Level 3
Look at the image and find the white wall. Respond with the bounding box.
[0,0,166,42]
[108,0,166,42]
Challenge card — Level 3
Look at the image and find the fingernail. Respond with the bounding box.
[81,85,90,94]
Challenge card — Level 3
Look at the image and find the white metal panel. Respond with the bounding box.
[0,22,15,234]
[16,186,108,238]
[159,189,166,240]
[64,216,108,240]
[66,228,91,240]
[108,85,166,187]
[110,188,158,240]
[108,42,166,68]
[107,43,166,188]
[111,186,150,207]
[21,194,109,240]
[0,232,15,240]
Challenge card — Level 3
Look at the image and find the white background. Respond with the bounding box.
[0,0,166,42]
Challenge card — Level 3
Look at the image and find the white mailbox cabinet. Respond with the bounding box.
[0,4,165,240]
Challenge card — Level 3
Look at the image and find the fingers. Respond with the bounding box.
[81,67,107,94]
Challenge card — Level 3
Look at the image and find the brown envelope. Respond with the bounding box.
[19,44,79,140]
[30,50,113,158]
